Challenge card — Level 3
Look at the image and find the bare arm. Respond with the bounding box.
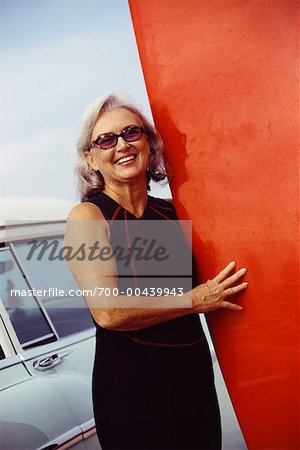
[64,203,248,331]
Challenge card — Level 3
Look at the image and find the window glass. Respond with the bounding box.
[0,345,5,360]
[14,238,94,337]
[0,248,54,347]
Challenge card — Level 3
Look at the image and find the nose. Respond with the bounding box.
[115,136,130,152]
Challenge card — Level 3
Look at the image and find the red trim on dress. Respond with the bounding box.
[109,205,122,225]
[148,200,175,213]
[123,210,139,288]
[121,331,203,347]
[148,205,181,231]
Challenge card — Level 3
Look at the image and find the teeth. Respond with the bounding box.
[115,155,136,165]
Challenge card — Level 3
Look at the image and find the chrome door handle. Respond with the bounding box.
[33,350,72,371]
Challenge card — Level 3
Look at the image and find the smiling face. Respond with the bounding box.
[85,108,150,190]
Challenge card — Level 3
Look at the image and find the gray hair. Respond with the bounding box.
[75,93,170,201]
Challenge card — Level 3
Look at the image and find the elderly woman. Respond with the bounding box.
[65,93,248,450]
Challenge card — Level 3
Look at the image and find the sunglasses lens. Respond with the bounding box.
[98,135,117,149]
[92,127,143,150]
[123,127,142,142]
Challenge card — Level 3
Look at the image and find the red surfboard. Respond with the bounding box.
[128,1,299,448]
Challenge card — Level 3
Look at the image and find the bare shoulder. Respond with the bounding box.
[67,202,105,221]
[65,202,110,244]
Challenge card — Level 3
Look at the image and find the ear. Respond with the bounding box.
[84,150,99,171]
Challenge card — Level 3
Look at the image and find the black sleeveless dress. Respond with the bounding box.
[87,192,221,450]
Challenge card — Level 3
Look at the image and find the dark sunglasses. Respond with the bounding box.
[90,125,144,150]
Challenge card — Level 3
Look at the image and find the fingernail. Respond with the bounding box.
[244,282,248,286]
[241,268,247,273]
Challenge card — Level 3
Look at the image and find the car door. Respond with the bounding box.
[12,237,97,431]
[0,247,83,450]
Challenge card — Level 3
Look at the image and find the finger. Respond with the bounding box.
[214,261,236,283]
[220,301,243,311]
[221,268,247,289]
[223,282,248,297]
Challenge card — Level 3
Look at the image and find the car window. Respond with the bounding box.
[0,344,5,360]
[13,238,94,338]
[0,248,55,348]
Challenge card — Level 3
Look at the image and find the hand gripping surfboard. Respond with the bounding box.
[128,1,299,448]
